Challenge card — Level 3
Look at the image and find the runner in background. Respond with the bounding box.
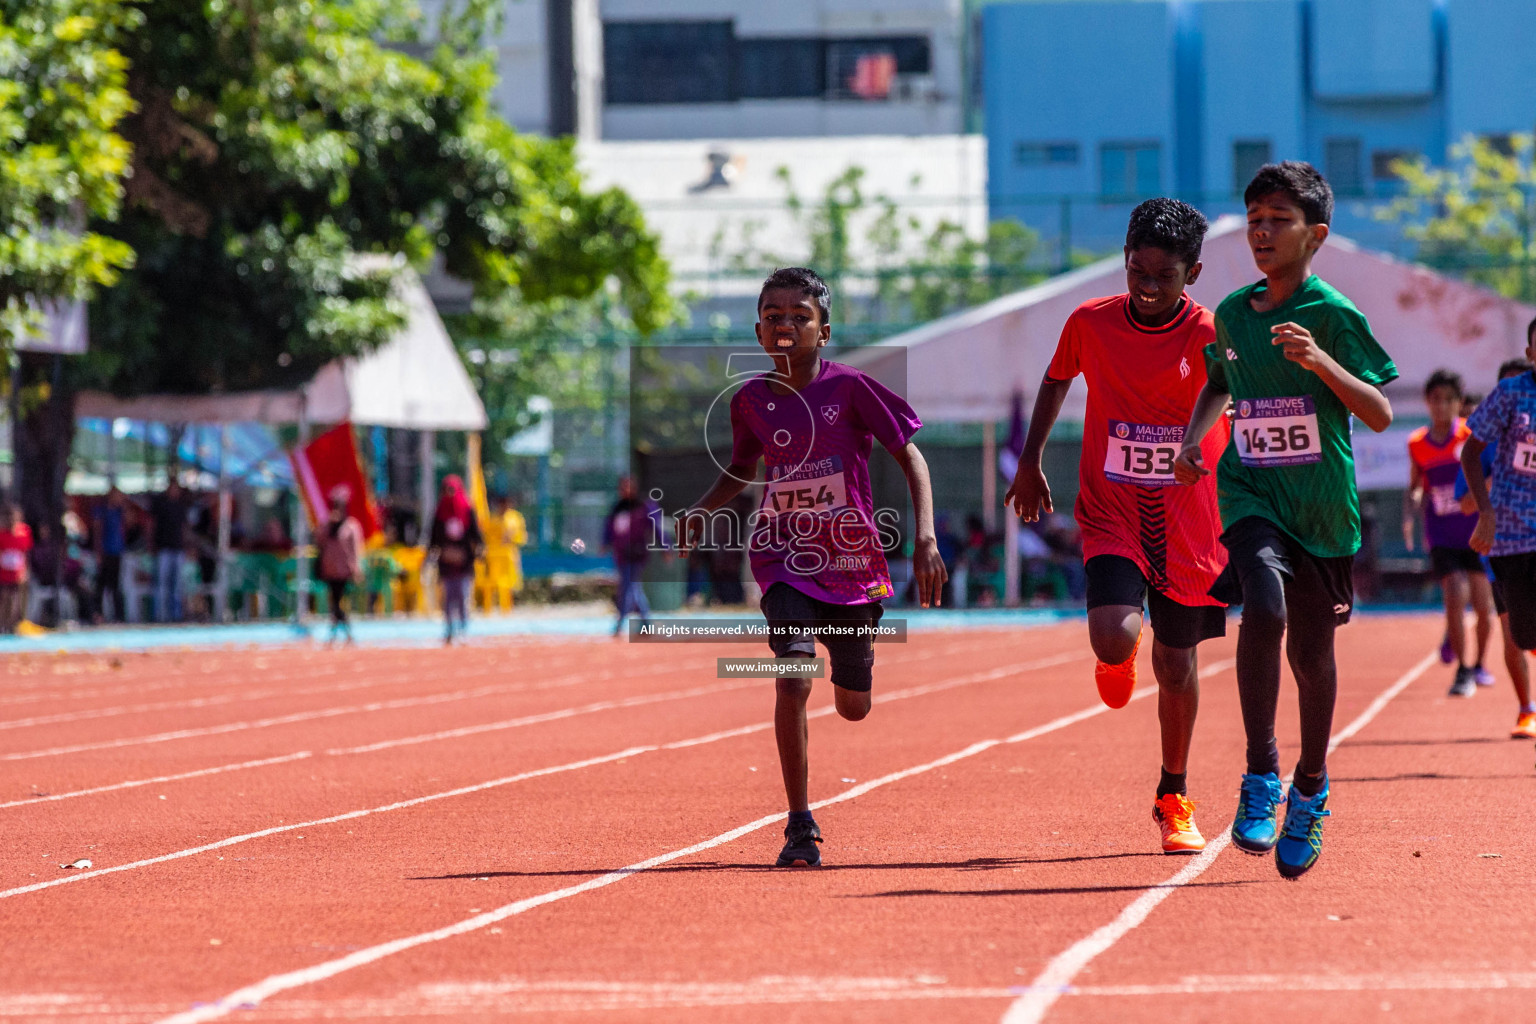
[1404,370,1495,696]
[428,475,483,645]
[316,486,364,646]
[604,475,659,637]
[1457,356,1536,738]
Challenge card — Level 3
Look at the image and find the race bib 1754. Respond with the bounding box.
[762,457,850,515]
[1234,396,1323,468]
[1104,421,1183,486]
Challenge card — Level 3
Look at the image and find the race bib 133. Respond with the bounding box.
[1104,421,1183,486]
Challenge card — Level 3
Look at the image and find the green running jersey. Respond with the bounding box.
[1206,275,1398,558]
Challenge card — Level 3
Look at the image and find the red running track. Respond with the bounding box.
[0,614,1532,1022]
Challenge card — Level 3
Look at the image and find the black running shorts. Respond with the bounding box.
[1209,515,1356,626]
[1084,554,1227,650]
[760,582,882,692]
[1429,545,1483,579]
[1489,551,1536,651]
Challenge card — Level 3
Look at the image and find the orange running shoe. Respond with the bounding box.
[1512,712,1536,740]
[1153,793,1206,854]
[1094,633,1141,709]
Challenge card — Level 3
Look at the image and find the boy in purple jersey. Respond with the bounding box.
[681,267,947,867]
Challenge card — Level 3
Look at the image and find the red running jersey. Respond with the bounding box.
[1047,295,1229,607]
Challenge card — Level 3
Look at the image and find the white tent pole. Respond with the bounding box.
[106,422,117,488]
[293,390,311,625]
[214,424,230,623]
[1004,514,1020,607]
[418,429,435,543]
[981,419,997,532]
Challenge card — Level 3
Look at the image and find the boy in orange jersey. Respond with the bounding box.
[1404,369,1496,696]
[1006,198,1229,855]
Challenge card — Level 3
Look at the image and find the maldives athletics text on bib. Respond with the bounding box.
[1103,421,1182,486]
[1233,396,1322,468]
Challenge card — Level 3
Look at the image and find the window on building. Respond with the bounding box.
[1016,142,1080,167]
[738,38,825,99]
[1324,138,1363,196]
[1371,149,1418,182]
[825,37,931,101]
[604,21,734,104]
[1232,140,1272,195]
[1100,142,1160,200]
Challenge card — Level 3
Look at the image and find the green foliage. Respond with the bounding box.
[0,0,140,348]
[82,0,671,396]
[1380,133,1536,301]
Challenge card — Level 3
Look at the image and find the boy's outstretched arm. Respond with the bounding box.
[1173,379,1231,484]
[1004,374,1072,522]
[1270,323,1393,432]
[1460,436,1495,555]
[891,442,947,607]
[677,466,754,553]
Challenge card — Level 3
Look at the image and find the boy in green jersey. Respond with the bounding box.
[1174,162,1397,879]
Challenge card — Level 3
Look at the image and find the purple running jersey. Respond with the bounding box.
[729,360,921,605]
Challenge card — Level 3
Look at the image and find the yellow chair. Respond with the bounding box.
[389,545,429,614]
[474,548,517,612]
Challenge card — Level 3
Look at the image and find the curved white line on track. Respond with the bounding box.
[149,648,1204,1024]
[998,649,1438,1024]
[0,752,314,810]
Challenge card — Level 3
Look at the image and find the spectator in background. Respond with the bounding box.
[603,475,658,635]
[93,487,129,623]
[0,504,31,632]
[247,518,292,554]
[316,486,364,645]
[708,491,754,606]
[150,478,191,622]
[30,523,90,626]
[429,475,482,645]
[494,493,528,598]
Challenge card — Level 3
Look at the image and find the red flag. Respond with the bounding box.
[290,422,381,539]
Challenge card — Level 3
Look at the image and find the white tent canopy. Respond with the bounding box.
[76,261,487,430]
[856,216,1536,424]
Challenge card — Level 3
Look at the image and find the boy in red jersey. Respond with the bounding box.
[1006,199,1228,854]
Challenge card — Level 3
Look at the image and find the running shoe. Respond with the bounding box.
[1093,633,1141,709]
[1448,666,1476,698]
[1231,771,1284,854]
[1512,712,1536,740]
[1275,777,1331,879]
[1152,793,1206,854]
[776,819,823,867]
[1474,666,1496,687]
[1439,635,1454,663]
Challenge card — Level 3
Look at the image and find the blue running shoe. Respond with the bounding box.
[1231,772,1284,854]
[1276,777,1331,879]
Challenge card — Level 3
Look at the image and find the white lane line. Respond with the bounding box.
[999,649,1438,1024]
[0,664,699,762]
[0,636,1044,811]
[0,747,654,901]
[149,649,1204,1024]
[0,753,314,810]
[1068,971,1536,996]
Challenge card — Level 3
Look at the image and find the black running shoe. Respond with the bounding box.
[775,819,823,867]
[1448,666,1476,698]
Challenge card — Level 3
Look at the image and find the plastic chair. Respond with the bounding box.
[364,550,399,615]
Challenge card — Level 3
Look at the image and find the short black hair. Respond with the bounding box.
[1526,315,1536,345]
[759,267,831,326]
[1244,160,1334,226]
[1424,368,1464,398]
[1498,358,1534,380]
[1125,198,1208,268]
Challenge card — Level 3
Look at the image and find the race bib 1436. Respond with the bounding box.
[1104,421,1183,486]
[1234,396,1322,468]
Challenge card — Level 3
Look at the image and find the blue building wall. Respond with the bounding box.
[983,0,1533,263]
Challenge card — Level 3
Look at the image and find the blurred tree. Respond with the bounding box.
[0,0,139,351]
[17,0,669,526]
[1382,133,1536,302]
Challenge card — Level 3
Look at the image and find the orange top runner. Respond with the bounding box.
[1046,294,1229,607]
